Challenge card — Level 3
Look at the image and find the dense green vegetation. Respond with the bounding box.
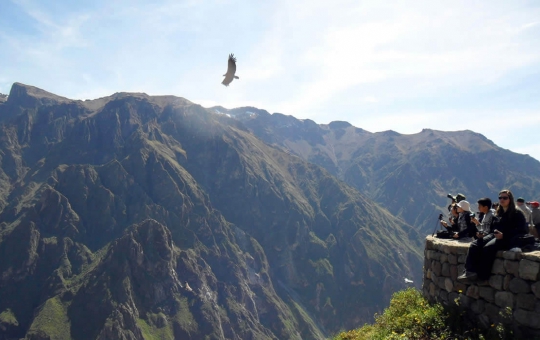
[332,288,514,340]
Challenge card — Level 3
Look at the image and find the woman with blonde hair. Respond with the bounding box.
[458,189,527,282]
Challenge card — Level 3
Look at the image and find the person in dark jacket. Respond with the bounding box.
[440,203,459,233]
[451,200,476,240]
[458,190,527,282]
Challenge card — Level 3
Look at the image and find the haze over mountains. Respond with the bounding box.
[214,106,540,234]
[0,83,423,340]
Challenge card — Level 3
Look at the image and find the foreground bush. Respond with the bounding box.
[333,288,518,340]
[334,288,451,340]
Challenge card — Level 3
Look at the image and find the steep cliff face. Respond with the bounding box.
[219,107,540,233]
[0,83,421,339]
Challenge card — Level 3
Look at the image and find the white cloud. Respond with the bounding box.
[269,0,540,115]
[1,0,539,160]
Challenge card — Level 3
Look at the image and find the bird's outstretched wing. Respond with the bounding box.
[222,53,238,86]
[227,53,237,75]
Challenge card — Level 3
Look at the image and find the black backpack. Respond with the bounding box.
[436,230,454,239]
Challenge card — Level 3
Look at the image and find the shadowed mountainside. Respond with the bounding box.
[215,106,540,234]
[0,83,422,339]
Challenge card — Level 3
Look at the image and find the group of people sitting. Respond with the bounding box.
[438,190,540,282]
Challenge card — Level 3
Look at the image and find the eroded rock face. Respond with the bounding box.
[0,83,423,339]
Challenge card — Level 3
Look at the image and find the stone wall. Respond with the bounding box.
[423,236,540,338]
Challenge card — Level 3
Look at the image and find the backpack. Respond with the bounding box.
[436,230,454,239]
[512,234,536,249]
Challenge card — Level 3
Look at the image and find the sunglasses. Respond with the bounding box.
[498,196,510,200]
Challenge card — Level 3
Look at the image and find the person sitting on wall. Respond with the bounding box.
[440,203,459,233]
[451,200,476,240]
[516,197,533,227]
[446,193,466,212]
[458,190,527,282]
[471,198,494,236]
[530,201,540,235]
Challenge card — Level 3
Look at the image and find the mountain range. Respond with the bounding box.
[0,83,423,340]
[212,106,540,233]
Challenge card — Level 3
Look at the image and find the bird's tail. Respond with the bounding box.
[234,76,239,79]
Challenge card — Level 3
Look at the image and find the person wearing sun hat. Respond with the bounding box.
[451,200,476,240]
[447,193,467,213]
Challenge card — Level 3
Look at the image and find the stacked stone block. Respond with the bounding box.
[423,236,540,336]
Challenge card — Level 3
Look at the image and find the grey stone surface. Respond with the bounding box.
[519,259,540,281]
[479,286,495,303]
[444,278,453,293]
[425,237,435,250]
[502,251,522,260]
[466,285,479,299]
[442,263,450,277]
[517,293,536,311]
[492,259,506,275]
[531,281,540,299]
[440,254,448,263]
[425,237,540,334]
[504,259,520,276]
[484,302,499,320]
[471,299,485,314]
[494,291,514,308]
[437,277,446,290]
[432,261,442,276]
[427,250,439,260]
[450,265,458,281]
[429,282,436,297]
[424,257,431,270]
[503,274,512,291]
[509,278,531,294]
[514,309,540,329]
[439,289,448,303]
[489,275,503,290]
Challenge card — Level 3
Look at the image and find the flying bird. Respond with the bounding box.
[222,53,239,86]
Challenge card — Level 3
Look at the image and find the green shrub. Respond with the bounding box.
[334,288,451,340]
[333,288,515,340]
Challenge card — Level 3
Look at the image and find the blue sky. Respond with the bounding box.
[1,0,540,161]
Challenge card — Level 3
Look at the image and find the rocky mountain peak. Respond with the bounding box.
[7,83,72,108]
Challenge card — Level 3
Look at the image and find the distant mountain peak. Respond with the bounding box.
[8,82,72,107]
[328,121,352,129]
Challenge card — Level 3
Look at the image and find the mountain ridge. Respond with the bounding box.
[0,82,422,339]
[214,106,540,233]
